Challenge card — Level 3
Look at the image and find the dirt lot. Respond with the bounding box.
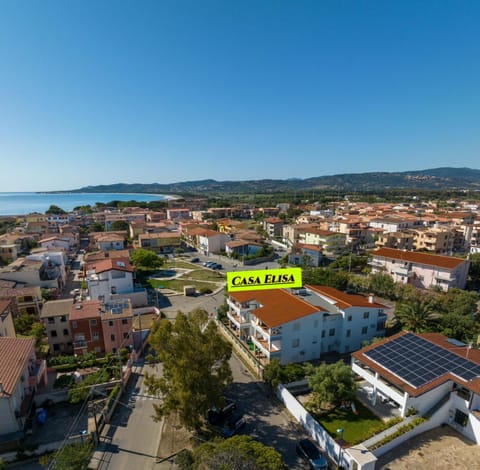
[376,425,480,469]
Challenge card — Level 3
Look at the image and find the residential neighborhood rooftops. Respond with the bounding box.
[0,337,35,396]
[372,247,466,269]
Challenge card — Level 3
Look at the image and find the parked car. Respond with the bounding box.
[191,257,200,263]
[296,439,328,470]
[204,261,216,268]
[220,412,246,438]
[211,263,223,270]
[207,399,236,425]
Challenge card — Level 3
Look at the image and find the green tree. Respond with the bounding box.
[145,309,232,431]
[40,441,93,470]
[263,358,284,390]
[88,222,105,233]
[368,272,396,299]
[14,313,37,336]
[109,220,129,231]
[30,322,46,348]
[131,248,164,271]
[442,288,479,317]
[469,253,480,285]
[440,312,479,342]
[305,361,357,409]
[395,299,435,333]
[184,435,286,470]
[302,267,349,290]
[68,369,110,403]
[45,204,66,214]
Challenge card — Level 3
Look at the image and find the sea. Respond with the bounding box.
[0,192,170,216]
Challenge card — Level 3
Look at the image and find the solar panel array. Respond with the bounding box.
[364,333,480,388]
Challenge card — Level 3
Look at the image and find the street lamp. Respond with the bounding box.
[337,428,345,468]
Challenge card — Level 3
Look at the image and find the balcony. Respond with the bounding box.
[74,340,87,349]
[28,359,46,388]
[393,266,411,276]
[227,310,249,329]
[252,335,281,356]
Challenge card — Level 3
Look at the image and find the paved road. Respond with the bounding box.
[228,354,309,469]
[93,361,164,470]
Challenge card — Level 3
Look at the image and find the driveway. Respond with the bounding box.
[227,354,311,469]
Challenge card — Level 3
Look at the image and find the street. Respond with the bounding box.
[92,360,165,470]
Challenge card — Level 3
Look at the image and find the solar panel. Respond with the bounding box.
[364,333,480,389]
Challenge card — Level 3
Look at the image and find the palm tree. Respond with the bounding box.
[394,299,434,333]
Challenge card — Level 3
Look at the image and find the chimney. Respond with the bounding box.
[368,293,374,304]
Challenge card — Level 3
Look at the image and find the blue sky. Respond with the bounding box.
[0,0,479,191]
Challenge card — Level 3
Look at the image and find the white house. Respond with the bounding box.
[225,286,387,365]
[86,258,135,302]
[370,247,470,292]
[198,230,230,255]
[352,332,480,444]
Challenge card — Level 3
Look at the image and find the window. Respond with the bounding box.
[313,320,318,328]
[346,329,351,338]
[293,322,300,331]
[321,330,325,338]
[63,329,69,336]
[361,326,368,334]
[90,319,97,326]
[109,320,114,327]
[312,336,317,344]
[53,344,60,352]
[110,334,115,341]
[72,321,77,329]
[454,409,468,427]
[50,330,57,338]
[48,317,55,324]
[60,315,67,323]
[329,328,335,337]
[94,346,101,353]
[123,332,129,339]
[112,348,117,354]
[292,339,300,348]
[347,315,352,322]
[363,312,370,319]
[122,319,128,325]
[93,332,99,340]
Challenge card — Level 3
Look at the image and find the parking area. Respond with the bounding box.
[376,425,480,469]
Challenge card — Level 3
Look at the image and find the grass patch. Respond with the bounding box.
[165,260,199,269]
[184,269,225,281]
[149,278,221,293]
[315,400,390,445]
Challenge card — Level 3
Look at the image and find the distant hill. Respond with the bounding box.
[65,167,480,195]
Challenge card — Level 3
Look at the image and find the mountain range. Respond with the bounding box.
[67,167,480,195]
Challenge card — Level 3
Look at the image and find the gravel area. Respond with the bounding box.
[376,425,480,469]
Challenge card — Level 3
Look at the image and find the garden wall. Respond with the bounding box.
[276,385,353,469]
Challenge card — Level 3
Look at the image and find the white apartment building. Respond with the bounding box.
[226,286,387,365]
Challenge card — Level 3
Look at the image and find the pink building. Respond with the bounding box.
[100,300,134,354]
[370,247,470,292]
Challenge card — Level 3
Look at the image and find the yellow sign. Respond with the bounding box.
[227,267,302,292]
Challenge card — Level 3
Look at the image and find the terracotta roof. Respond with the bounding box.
[265,218,283,224]
[138,232,180,239]
[298,228,339,237]
[0,337,35,396]
[306,285,386,309]
[0,299,12,315]
[352,332,480,397]
[69,300,102,321]
[229,289,322,328]
[84,249,131,262]
[86,258,134,274]
[372,247,466,269]
[296,244,323,252]
[227,240,261,248]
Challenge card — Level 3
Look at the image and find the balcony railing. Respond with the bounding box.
[252,335,281,355]
[227,311,249,327]
[74,340,87,349]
